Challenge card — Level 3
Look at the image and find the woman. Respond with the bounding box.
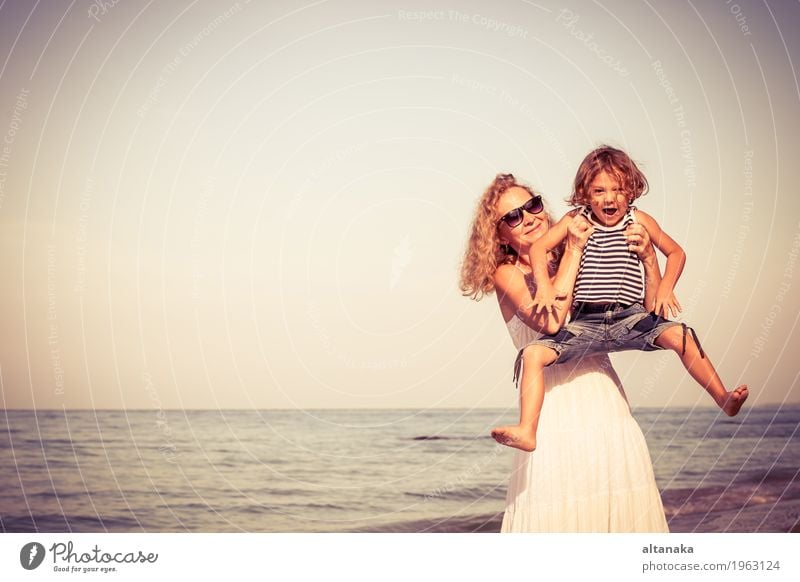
[460,174,668,532]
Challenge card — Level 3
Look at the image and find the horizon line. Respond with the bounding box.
[2,403,795,412]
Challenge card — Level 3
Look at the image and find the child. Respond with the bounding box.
[491,146,749,452]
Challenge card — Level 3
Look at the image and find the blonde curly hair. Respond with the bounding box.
[460,173,561,300]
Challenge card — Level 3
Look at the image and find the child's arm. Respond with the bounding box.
[495,214,591,335]
[548,213,594,317]
[635,210,686,318]
[529,213,573,315]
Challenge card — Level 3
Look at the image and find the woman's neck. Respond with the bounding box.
[514,254,533,273]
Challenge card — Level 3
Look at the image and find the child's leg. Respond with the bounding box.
[654,325,748,416]
[492,345,558,451]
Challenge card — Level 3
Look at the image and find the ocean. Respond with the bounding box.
[1,406,798,533]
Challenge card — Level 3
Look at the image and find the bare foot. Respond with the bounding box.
[721,385,749,416]
[490,425,536,452]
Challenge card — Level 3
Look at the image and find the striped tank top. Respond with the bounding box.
[574,206,645,304]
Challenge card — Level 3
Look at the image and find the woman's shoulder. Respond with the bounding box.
[494,262,529,284]
[495,262,536,293]
[494,263,523,295]
[494,263,535,320]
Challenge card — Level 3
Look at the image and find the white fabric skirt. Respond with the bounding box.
[501,354,668,532]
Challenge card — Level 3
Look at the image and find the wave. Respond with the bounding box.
[351,512,503,533]
[661,477,800,518]
[750,467,800,485]
[281,502,347,511]
[1,512,143,533]
[410,435,492,441]
[405,485,506,502]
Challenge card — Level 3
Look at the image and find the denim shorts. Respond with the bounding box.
[524,302,681,365]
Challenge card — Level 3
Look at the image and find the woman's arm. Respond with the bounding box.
[635,210,685,317]
[495,266,563,335]
[625,222,663,312]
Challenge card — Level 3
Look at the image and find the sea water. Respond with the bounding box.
[1,406,798,532]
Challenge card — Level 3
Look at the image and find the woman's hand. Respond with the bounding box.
[531,283,566,315]
[566,214,593,252]
[625,223,655,262]
[654,285,682,318]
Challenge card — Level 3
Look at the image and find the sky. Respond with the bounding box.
[0,0,798,410]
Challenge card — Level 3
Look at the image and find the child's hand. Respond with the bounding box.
[654,286,682,319]
[531,284,566,315]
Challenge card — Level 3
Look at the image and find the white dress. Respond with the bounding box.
[500,313,669,532]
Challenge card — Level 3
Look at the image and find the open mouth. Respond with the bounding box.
[602,208,617,216]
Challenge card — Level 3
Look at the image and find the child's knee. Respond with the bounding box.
[654,326,682,351]
[656,324,706,357]
[522,345,558,367]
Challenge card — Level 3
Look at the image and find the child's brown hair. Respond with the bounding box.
[569,145,649,206]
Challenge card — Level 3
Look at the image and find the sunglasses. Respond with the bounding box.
[496,195,544,228]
